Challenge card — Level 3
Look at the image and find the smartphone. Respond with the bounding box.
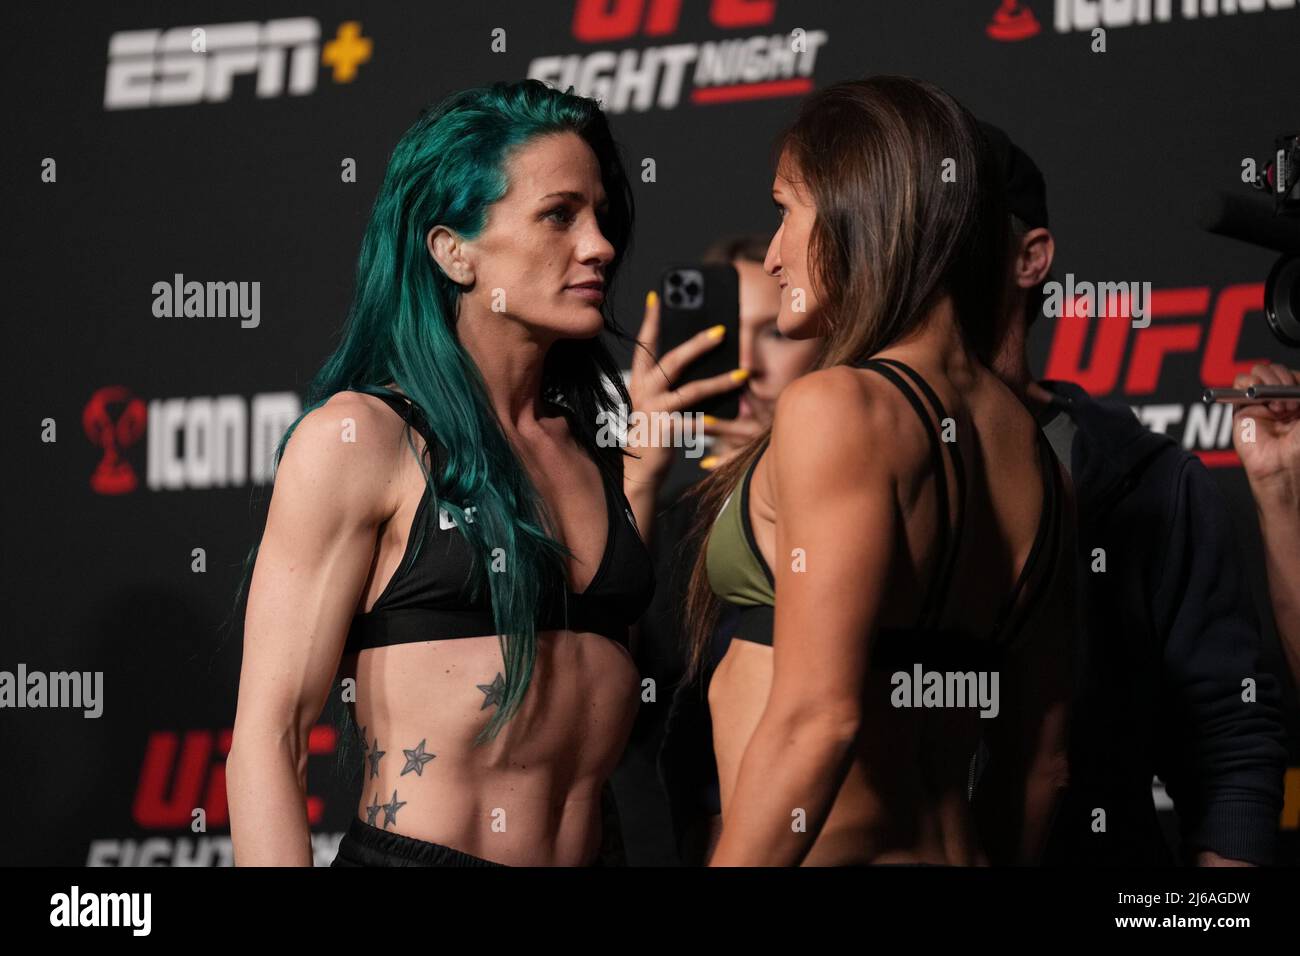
[656,263,741,420]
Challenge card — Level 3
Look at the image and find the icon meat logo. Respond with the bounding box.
[84,386,147,495]
[987,0,1296,41]
[528,0,829,113]
[83,389,301,493]
[986,0,1042,40]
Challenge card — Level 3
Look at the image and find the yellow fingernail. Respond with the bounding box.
[701,414,718,426]
[708,324,726,340]
[699,456,719,470]
[646,290,658,308]
[730,368,750,382]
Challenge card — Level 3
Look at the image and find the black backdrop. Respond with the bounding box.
[6,0,1299,865]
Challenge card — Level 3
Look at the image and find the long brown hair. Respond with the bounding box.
[681,75,1009,681]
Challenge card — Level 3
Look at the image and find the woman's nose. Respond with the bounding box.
[763,228,782,277]
[579,220,615,266]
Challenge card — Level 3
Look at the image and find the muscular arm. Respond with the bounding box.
[226,394,396,866]
[708,371,890,866]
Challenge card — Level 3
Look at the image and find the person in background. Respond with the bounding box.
[608,236,823,865]
[981,121,1289,865]
[1233,363,1300,688]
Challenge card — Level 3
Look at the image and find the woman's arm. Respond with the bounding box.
[226,393,396,866]
[708,369,901,866]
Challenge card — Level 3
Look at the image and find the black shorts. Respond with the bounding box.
[330,816,506,867]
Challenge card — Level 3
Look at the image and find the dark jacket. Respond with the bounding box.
[1037,380,1288,865]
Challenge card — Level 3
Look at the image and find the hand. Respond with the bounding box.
[698,413,765,471]
[1231,363,1300,507]
[626,290,748,490]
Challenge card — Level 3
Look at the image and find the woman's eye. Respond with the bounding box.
[765,326,787,341]
[545,207,575,225]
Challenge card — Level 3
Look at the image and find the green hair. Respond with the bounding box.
[224,79,637,776]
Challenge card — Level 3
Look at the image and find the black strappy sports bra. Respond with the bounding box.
[705,357,1066,668]
[342,389,656,654]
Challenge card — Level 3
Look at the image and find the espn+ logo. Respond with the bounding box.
[104,18,372,110]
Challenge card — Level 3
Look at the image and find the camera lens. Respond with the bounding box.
[1265,254,1300,347]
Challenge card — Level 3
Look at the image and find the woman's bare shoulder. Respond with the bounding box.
[771,366,929,474]
[274,391,410,521]
[295,390,410,451]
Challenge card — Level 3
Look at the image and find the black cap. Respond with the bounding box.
[978,121,1049,230]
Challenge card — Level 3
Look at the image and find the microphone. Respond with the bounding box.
[1194,190,1300,255]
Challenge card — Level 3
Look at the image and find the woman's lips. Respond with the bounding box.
[565,285,604,303]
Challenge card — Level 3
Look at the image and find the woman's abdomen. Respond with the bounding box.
[708,641,979,864]
[346,629,639,865]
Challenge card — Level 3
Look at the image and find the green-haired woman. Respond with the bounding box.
[226,80,654,866]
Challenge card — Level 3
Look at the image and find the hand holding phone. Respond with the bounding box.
[654,264,743,419]
[626,272,748,490]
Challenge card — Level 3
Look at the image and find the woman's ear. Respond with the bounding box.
[1018,227,1055,289]
[427,225,474,286]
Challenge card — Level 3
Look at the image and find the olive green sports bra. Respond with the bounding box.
[705,438,775,608]
[703,356,1066,665]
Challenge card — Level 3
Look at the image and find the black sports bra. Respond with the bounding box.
[708,357,1066,669]
[342,389,655,654]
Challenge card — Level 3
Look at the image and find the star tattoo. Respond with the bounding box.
[365,793,381,826]
[401,738,436,776]
[381,790,407,829]
[477,672,505,710]
[368,737,385,779]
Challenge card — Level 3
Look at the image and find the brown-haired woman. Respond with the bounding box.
[684,76,1077,866]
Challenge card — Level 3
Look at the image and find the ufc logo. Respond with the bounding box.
[133,726,335,828]
[573,0,776,41]
[1043,284,1266,396]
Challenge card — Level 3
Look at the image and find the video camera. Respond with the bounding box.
[1198,132,1300,347]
